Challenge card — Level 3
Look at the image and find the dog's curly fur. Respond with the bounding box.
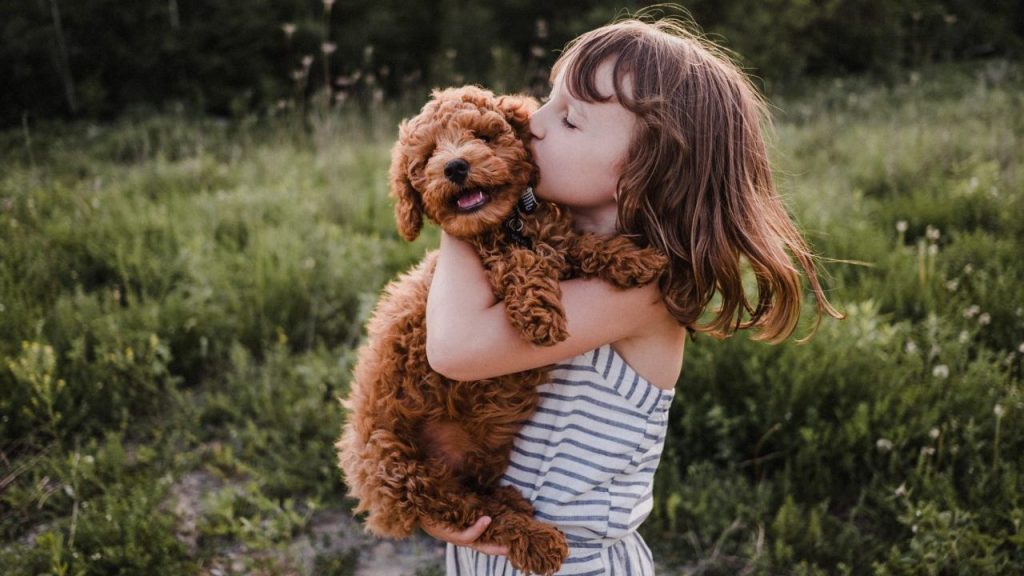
[336,86,666,575]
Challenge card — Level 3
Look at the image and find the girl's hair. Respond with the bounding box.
[552,15,843,342]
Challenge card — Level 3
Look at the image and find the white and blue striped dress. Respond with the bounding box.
[447,343,675,575]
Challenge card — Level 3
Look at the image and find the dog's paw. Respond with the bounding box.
[507,301,569,346]
[507,524,568,576]
[602,246,668,288]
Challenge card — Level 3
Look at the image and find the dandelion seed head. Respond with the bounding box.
[978,312,991,326]
[958,331,970,344]
[321,42,337,55]
[895,482,908,497]
[921,446,935,456]
[932,364,949,379]
[896,220,908,233]
[905,340,918,355]
[929,427,940,439]
[1018,342,1024,354]
[994,404,1005,418]
[282,23,296,37]
[302,55,314,68]
[876,438,893,452]
[945,279,958,292]
[926,225,940,241]
[963,305,980,319]
[963,263,974,275]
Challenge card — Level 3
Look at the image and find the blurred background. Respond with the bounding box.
[3,0,1022,123]
[1,1,1022,575]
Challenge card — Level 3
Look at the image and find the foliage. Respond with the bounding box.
[2,0,1022,124]
[2,62,1023,574]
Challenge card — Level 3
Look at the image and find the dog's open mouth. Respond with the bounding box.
[454,188,489,212]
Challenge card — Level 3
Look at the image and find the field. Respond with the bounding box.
[1,62,1022,575]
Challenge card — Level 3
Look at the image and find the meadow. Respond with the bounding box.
[1,61,1022,575]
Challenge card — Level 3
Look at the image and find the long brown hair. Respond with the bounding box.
[553,16,844,342]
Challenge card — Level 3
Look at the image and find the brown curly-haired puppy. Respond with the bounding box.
[336,86,666,575]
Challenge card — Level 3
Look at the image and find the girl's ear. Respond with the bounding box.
[496,95,539,141]
[389,143,423,241]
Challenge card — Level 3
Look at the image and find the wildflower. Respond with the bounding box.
[963,263,974,275]
[963,304,980,319]
[921,446,935,456]
[364,45,376,61]
[895,482,908,497]
[958,331,970,344]
[531,45,546,59]
[945,279,958,292]
[896,220,908,233]
[321,42,336,55]
[1018,342,1024,354]
[925,225,940,242]
[905,340,918,355]
[994,404,1005,418]
[536,18,549,39]
[929,428,940,439]
[281,23,296,38]
[932,365,949,379]
[876,438,893,452]
[978,313,991,326]
[302,55,314,68]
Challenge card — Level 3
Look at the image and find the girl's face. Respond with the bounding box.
[529,58,637,233]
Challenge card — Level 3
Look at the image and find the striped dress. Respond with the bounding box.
[447,343,675,575]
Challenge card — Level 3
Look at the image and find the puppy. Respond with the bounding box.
[337,86,665,575]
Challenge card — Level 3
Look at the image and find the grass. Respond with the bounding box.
[1,61,1022,575]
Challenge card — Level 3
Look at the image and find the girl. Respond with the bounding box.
[424,15,842,575]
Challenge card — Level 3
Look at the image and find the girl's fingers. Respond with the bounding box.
[422,516,509,556]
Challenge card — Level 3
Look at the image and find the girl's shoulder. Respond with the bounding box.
[612,296,686,391]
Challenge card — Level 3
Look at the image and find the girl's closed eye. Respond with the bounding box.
[561,115,577,129]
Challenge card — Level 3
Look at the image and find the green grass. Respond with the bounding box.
[1,62,1022,575]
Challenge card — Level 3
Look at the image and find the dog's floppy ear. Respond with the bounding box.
[389,136,423,241]
[496,95,539,142]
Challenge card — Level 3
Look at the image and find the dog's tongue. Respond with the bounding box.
[457,190,487,210]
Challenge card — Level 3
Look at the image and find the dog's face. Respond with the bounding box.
[389,86,539,241]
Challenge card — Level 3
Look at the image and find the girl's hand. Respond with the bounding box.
[422,516,509,556]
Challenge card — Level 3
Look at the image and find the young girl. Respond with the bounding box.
[424,15,841,575]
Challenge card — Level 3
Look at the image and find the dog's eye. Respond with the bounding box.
[476,133,491,144]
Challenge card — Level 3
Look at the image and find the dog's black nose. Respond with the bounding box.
[444,159,470,184]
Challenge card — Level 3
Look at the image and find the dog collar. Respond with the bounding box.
[504,186,537,248]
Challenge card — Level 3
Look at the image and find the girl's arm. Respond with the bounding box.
[426,231,663,381]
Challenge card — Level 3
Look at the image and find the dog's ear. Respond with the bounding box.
[495,95,539,142]
[389,137,423,241]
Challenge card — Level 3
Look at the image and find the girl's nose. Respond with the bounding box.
[529,115,544,140]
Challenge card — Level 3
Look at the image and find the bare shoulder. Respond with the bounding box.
[612,289,686,391]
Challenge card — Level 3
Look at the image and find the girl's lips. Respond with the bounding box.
[455,189,488,211]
